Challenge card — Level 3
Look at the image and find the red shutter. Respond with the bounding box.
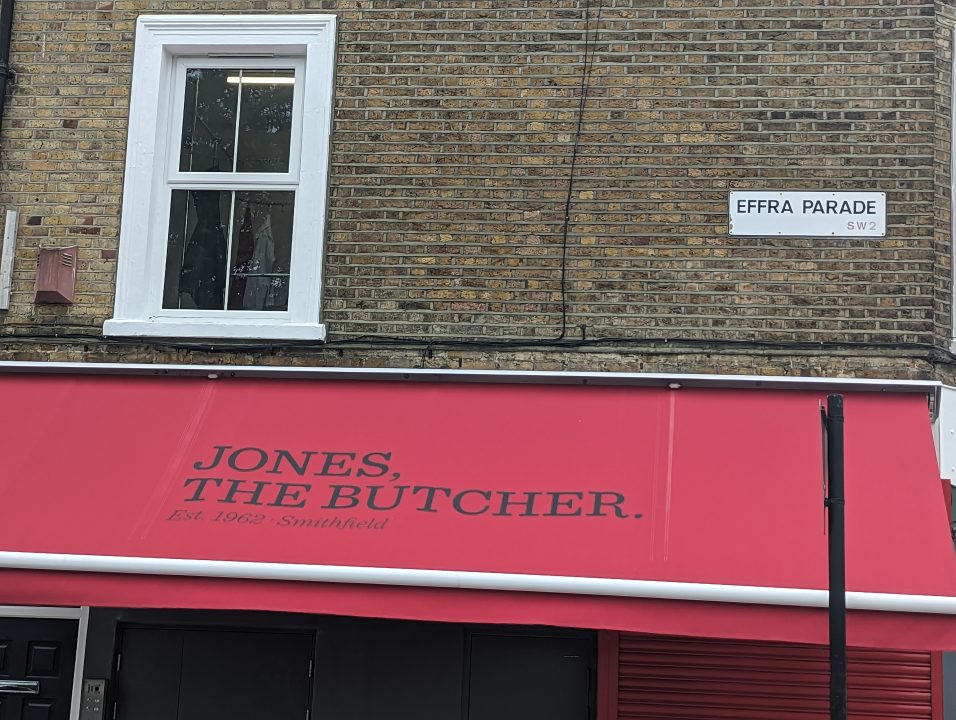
[617,634,934,720]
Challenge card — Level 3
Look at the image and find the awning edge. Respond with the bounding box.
[3,550,956,615]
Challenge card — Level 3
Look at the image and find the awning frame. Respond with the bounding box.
[0,360,942,418]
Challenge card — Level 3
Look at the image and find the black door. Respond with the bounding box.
[0,617,79,720]
[114,628,312,720]
[466,633,593,720]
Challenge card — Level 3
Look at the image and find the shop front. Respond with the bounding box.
[0,363,955,719]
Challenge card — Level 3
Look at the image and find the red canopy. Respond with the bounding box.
[1,371,955,649]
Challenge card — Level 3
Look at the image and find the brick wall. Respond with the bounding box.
[0,0,951,378]
[937,0,955,349]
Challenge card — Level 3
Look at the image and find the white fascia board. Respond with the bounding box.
[102,319,327,341]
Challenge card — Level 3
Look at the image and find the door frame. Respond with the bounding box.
[0,606,89,720]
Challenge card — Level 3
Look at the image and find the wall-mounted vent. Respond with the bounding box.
[35,246,77,304]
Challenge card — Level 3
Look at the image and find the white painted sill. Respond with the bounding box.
[103,318,327,341]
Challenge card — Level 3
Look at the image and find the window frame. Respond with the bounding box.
[104,14,336,341]
[161,57,304,315]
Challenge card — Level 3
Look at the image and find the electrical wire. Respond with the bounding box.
[555,0,603,340]
[0,326,953,365]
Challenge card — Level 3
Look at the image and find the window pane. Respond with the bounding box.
[164,189,230,310]
[228,191,294,311]
[179,67,294,174]
[179,69,237,173]
[234,70,295,173]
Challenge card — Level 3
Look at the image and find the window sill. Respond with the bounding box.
[103,318,326,342]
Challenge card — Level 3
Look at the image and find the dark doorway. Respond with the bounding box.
[114,628,312,720]
[465,632,594,720]
[94,612,596,720]
[0,616,79,720]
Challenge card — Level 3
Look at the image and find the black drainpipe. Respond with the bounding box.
[0,0,15,133]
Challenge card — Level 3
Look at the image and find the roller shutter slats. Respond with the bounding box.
[618,635,932,720]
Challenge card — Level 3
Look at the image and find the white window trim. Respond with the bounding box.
[104,14,336,341]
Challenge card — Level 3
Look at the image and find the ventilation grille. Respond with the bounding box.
[618,634,932,720]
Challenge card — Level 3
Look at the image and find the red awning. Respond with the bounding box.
[1,370,955,649]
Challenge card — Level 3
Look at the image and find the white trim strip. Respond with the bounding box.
[0,605,82,619]
[2,551,956,616]
[68,608,89,720]
[0,210,18,310]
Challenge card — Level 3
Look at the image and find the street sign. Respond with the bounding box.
[729,191,886,237]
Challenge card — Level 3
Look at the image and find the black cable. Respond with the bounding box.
[555,0,603,340]
[0,0,16,134]
[420,340,434,368]
[1,327,954,364]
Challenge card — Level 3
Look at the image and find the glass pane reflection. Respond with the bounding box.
[179,68,294,174]
[164,189,229,310]
[164,189,294,311]
[228,191,294,311]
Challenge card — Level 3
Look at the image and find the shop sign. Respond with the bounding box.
[0,374,939,594]
[175,444,643,529]
[0,376,664,581]
[729,191,886,237]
